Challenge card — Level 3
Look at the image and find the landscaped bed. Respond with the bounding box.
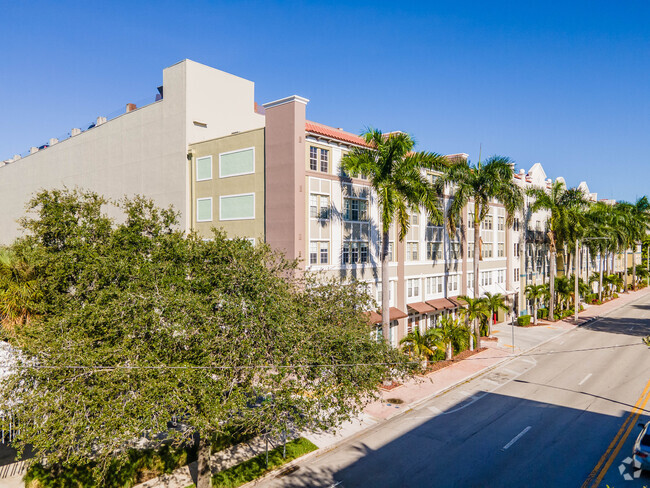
[423,347,487,374]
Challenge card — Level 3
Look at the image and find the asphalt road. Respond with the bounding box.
[263,293,650,488]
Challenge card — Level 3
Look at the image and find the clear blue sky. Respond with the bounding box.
[2,0,649,201]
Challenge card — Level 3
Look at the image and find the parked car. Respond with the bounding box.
[633,421,650,471]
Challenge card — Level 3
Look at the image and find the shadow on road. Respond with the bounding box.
[581,313,650,337]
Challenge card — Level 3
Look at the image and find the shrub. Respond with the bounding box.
[537,308,548,319]
[517,315,531,326]
[612,293,619,299]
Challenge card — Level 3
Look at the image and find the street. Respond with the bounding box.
[263,292,650,488]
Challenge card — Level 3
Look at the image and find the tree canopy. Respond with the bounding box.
[0,189,408,486]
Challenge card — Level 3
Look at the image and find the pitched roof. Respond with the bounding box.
[305,121,368,147]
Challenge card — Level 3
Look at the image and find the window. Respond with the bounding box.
[310,194,330,219]
[426,276,443,296]
[196,156,212,181]
[514,267,520,282]
[535,220,541,231]
[407,242,419,261]
[197,198,212,222]
[514,242,520,257]
[411,212,419,225]
[220,148,255,178]
[220,193,255,220]
[498,216,505,231]
[407,278,420,298]
[343,241,369,264]
[497,269,505,283]
[378,282,393,304]
[344,198,368,221]
[480,271,493,287]
[309,146,318,171]
[467,272,474,290]
[447,274,459,293]
[320,149,329,173]
[498,243,505,257]
[450,242,461,260]
[427,242,443,260]
[468,212,474,226]
[513,218,520,232]
[482,243,493,259]
[308,242,329,265]
[468,242,474,259]
[482,215,493,230]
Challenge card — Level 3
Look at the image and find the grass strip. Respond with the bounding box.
[183,437,317,488]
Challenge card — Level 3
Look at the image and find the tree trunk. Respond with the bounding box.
[473,210,481,350]
[381,230,390,344]
[623,248,627,293]
[196,434,211,488]
[633,246,637,290]
[549,249,556,321]
[533,299,537,325]
[446,343,453,360]
[488,312,494,337]
[599,253,604,302]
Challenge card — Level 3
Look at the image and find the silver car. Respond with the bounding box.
[634,421,650,471]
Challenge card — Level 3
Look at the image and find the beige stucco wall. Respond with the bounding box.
[189,128,265,241]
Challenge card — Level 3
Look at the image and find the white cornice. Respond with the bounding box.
[262,95,310,109]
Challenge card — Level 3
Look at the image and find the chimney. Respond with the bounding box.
[30,147,38,154]
[71,128,82,136]
[126,103,137,113]
[96,116,107,126]
[49,138,58,146]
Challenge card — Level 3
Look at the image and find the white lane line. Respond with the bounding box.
[521,358,536,365]
[578,373,592,386]
[502,426,532,451]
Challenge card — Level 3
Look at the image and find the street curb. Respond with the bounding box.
[238,287,650,487]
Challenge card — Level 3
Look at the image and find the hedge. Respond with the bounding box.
[517,315,531,326]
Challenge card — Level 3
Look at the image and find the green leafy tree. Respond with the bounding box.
[457,296,488,350]
[341,130,448,341]
[482,292,509,337]
[525,284,546,325]
[440,156,523,349]
[528,181,589,321]
[1,189,408,488]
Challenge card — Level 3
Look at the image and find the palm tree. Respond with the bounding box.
[615,197,650,291]
[554,275,572,311]
[400,328,440,370]
[528,181,589,321]
[458,296,488,350]
[0,247,40,330]
[525,284,545,325]
[436,315,469,360]
[341,130,448,342]
[440,156,524,349]
[483,292,509,336]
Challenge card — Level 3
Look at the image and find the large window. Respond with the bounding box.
[447,274,459,293]
[197,198,212,222]
[343,241,369,264]
[308,146,329,173]
[343,198,368,221]
[482,215,493,230]
[220,193,255,220]
[498,243,505,257]
[426,276,444,295]
[407,242,419,261]
[450,242,461,260]
[309,194,330,220]
[427,242,443,261]
[310,241,329,265]
[482,243,493,259]
[196,156,212,181]
[220,148,255,178]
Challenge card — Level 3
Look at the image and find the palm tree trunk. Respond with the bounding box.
[446,343,453,360]
[488,312,493,337]
[381,230,390,343]
[196,434,211,488]
[633,246,637,290]
[533,299,538,325]
[549,250,556,321]
[599,253,604,302]
[473,215,481,350]
[624,249,629,293]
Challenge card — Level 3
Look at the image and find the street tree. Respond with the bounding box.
[440,156,523,349]
[341,130,448,341]
[483,292,509,336]
[525,284,546,325]
[457,296,487,350]
[0,189,408,488]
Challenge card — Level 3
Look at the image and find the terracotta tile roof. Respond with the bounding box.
[305,121,368,147]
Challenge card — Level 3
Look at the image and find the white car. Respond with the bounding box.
[633,421,650,471]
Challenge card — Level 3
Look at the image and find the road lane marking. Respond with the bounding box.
[578,373,592,386]
[581,376,650,488]
[502,426,531,450]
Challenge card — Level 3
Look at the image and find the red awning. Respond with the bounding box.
[365,307,407,324]
[407,302,436,314]
[426,298,457,310]
[447,296,468,308]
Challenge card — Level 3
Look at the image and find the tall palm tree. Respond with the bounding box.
[436,315,469,360]
[525,284,545,325]
[483,292,509,336]
[616,197,650,291]
[440,156,524,349]
[0,247,40,330]
[458,296,488,350]
[341,130,448,342]
[528,181,589,321]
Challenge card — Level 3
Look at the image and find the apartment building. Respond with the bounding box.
[3,59,631,346]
